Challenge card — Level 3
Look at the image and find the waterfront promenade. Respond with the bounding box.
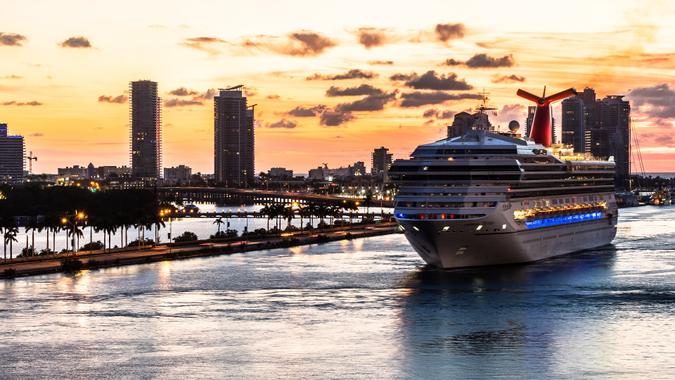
[0,222,398,278]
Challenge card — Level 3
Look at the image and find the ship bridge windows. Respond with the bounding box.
[389,165,521,173]
[412,148,518,156]
[395,200,498,208]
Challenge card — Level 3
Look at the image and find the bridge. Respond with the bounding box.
[156,187,394,207]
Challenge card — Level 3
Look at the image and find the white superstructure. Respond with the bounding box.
[389,130,618,269]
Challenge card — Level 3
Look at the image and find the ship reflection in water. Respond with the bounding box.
[0,206,674,379]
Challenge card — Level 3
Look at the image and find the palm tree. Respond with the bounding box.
[25,216,38,256]
[298,204,310,230]
[260,205,273,231]
[4,226,19,260]
[283,204,295,230]
[214,217,225,235]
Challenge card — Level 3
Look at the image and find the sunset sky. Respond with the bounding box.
[1,0,674,174]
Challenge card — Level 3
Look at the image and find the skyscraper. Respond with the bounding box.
[214,87,255,187]
[130,80,161,179]
[0,123,25,184]
[372,146,393,176]
[561,96,587,152]
[597,95,631,189]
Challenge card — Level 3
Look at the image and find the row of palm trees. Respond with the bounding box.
[0,187,168,259]
[258,203,358,231]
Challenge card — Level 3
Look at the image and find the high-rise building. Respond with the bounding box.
[372,147,393,176]
[130,80,161,179]
[597,95,631,189]
[0,123,25,184]
[561,96,587,152]
[214,87,255,187]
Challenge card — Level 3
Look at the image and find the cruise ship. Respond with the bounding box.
[389,88,618,269]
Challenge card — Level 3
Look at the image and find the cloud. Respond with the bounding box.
[1,75,22,79]
[1,100,43,106]
[60,36,92,48]
[266,94,280,100]
[196,88,217,100]
[266,119,298,129]
[492,74,526,83]
[399,91,481,107]
[335,92,397,112]
[627,83,675,119]
[443,54,515,68]
[288,105,327,117]
[326,84,384,97]
[30,132,44,137]
[465,54,514,68]
[435,23,465,42]
[307,69,377,80]
[389,73,415,81]
[243,31,336,56]
[164,98,203,107]
[98,94,128,104]
[423,109,455,119]
[169,87,200,96]
[393,70,473,90]
[443,58,462,66]
[494,104,526,124]
[182,36,227,55]
[0,33,27,46]
[368,60,394,65]
[320,109,354,126]
[355,27,388,48]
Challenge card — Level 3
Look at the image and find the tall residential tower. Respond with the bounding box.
[371,146,393,176]
[130,80,161,178]
[0,124,25,184]
[214,86,255,187]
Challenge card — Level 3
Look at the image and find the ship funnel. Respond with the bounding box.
[517,87,576,147]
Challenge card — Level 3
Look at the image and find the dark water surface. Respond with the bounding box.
[1,206,674,379]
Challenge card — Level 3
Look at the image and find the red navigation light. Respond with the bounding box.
[517,87,576,147]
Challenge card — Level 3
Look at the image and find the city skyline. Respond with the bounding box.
[1,0,674,173]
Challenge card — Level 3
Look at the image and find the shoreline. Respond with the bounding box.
[0,222,399,279]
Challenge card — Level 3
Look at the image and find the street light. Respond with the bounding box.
[61,210,87,253]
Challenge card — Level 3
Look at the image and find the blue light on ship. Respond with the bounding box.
[525,212,604,229]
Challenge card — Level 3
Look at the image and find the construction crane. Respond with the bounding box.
[25,151,37,174]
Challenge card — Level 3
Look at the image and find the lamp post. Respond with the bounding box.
[61,210,87,253]
[160,208,173,252]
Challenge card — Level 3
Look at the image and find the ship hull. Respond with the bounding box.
[398,218,617,269]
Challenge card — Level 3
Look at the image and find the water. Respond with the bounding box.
[1,206,674,379]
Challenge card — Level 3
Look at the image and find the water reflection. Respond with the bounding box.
[397,247,618,378]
